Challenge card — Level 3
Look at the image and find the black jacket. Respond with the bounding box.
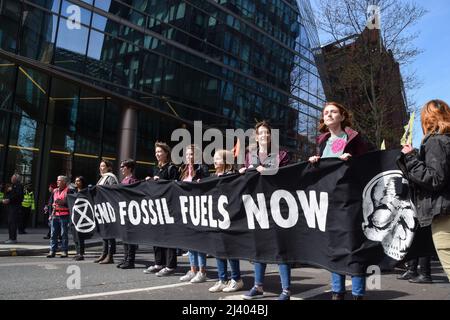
[5,182,24,206]
[397,134,450,226]
[153,163,179,180]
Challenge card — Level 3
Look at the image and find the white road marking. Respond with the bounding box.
[0,261,91,267]
[48,282,195,300]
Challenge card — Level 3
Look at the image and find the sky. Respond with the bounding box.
[310,0,450,148]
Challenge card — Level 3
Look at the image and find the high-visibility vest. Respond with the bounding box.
[53,188,69,216]
[22,191,35,210]
[0,191,4,202]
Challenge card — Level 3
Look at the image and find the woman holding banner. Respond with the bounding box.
[209,149,245,293]
[72,176,88,261]
[117,159,139,269]
[240,121,291,301]
[309,102,368,300]
[143,142,179,277]
[94,159,119,264]
[178,144,210,283]
[398,99,450,281]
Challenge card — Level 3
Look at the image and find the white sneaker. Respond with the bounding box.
[156,267,175,277]
[143,265,163,274]
[222,279,244,292]
[179,270,196,282]
[209,280,229,292]
[190,271,207,283]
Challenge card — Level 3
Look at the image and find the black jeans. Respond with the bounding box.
[7,205,20,240]
[154,246,177,269]
[19,207,30,232]
[102,238,116,255]
[75,239,85,255]
[123,243,137,263]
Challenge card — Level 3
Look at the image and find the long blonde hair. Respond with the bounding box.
[421,99,450,135]
[214,149,234,174]
[179,144,202,180]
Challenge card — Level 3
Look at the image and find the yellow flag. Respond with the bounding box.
[380,140,386,150]
[401,112,415,146]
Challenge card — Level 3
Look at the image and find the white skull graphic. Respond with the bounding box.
[362,170,416,261]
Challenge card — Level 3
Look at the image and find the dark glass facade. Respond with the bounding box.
[0,0,325,226]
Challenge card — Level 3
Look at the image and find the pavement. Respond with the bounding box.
[0,228,104,257]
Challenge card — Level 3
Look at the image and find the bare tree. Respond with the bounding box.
[313,0,426,148]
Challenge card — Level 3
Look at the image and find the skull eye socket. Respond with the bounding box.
[371,208,394,228]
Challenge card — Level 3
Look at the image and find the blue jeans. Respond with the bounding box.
[188,251,207,268]
[216,259,241,281]
[50,216,70,252]
[331,272,366,296]
[254,262,291,290]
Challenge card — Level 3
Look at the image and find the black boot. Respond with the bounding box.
[120,244,136,269]
[117,244,129,268]
[409,274,433,283]
[397,259,418,280]
[409,257,432,283]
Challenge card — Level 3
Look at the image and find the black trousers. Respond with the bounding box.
[406,256,431,276]
[7,205,20,241]
[123,243,137,263]
[154,246,177,269]
[102,238,116,255]
[19,207,30,232]
[75,239,85,255]
[71,225,86,255]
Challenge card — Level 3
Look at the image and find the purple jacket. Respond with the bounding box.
[121,175,138,185]
[317,127,368,157]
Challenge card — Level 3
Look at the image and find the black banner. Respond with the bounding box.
[68,150,433,275]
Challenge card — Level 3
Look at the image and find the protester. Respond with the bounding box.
[241,121,291,301]
[398,99,450,282]
[94,159,119,264]
[2,174,24,244]
[308,102,369,300]
[117,159,139,269]
[43,183,56,239]
[177,145,210,284]
[208,149,244,293]
[47,175,71,258]
[144,141,179,276]
[71,176,89,261]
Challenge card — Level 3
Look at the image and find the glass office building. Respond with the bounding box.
[0,0,325,226]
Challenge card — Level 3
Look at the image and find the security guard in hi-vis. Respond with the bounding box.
[20,185,35,234]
